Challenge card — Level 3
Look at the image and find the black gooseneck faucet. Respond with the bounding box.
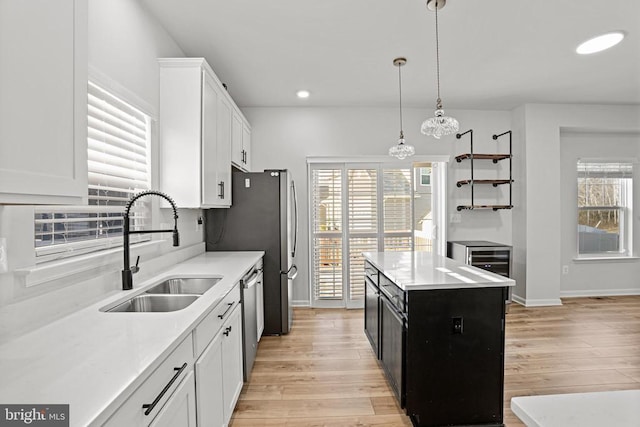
[122,190,180,290]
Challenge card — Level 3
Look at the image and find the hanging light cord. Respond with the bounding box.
[435,3,442,110]
[398,62,404,139]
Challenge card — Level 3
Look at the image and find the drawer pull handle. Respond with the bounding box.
[217,302,234,319]
[142,362,187,416]
[223,326,232,336]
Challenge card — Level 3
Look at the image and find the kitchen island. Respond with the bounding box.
[363,251,515,427]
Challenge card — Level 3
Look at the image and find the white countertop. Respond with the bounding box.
[0,251,263,427]
[363,251,514,290]
[511,390,640,427]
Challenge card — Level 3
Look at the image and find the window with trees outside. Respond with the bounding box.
[577,161,633,257]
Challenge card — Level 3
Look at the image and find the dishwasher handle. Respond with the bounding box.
[242,270,260,289]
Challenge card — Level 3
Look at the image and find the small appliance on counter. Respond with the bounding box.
[205,168,298,335]
[447,240,513,305]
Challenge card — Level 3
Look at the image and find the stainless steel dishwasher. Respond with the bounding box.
[240,261,262,381]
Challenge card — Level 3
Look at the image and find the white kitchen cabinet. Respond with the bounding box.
[0,0,88,204]
[194,296,244,427]
[149,371,197,427]
[231,110,251,172]
[221,303,244,420]
[159,58,231,208]
[104,335,194,427]
[194,329,225,427]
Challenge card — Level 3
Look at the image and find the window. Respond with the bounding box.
[310,163,417,306]
[34,82,151,260]
[577,161,633,257]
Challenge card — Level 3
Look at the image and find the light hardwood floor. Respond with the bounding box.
[230,296,640,426]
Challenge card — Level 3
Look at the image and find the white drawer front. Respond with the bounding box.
[104,334,194,426]
[193,284,241,357]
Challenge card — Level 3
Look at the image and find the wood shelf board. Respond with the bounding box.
[456,204,513,211]
[455,154,511,163]
[456,179,513,187]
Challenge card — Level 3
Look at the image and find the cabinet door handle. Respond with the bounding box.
[217,302,234,319]
[218,181,225,199]
[223,325,232,336]
[142,362,187,416]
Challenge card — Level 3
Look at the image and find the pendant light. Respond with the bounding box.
[421,0,459,139]
[389,57,415,160]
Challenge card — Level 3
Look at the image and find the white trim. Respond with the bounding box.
[511,294,526,306]
[16,240,163,287]
[307,155,451,164]
[573,256,639,262]
[511,294,563,307]
[292,300,311,307]
[88,65,157,119]
[560,289,640,298]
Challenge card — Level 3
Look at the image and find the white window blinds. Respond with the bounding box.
[34,82,151,259]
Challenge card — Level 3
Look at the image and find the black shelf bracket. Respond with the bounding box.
[492,130,513,209]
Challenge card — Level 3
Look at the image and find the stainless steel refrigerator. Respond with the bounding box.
[205,169,298,335]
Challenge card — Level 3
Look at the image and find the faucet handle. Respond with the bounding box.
[131,255,140,274]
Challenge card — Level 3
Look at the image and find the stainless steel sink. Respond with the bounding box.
[144,277,221,295]
[106,294,199,312]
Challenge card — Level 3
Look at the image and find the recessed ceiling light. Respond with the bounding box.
[296,90,310,99]
[576,31,625,55]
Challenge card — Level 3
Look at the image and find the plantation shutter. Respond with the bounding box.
[35,82,151,258]
[311,168,343,299]
[347,168,378,300]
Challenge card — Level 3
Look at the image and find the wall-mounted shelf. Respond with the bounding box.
[456,179,512,187]
[455,129,513,211]
[455,154,511,163]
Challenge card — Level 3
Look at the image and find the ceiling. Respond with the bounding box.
[140,0,640,110]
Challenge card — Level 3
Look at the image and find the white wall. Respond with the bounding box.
[0,0,204,342]
[512,104,640,306]
[559,131,640,296]
[243,107,513,305]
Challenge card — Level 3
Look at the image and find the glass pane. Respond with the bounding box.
[313,236,342,299]
[383,169,412,232]
[578,208,621,253]
[384,236,413,251]
[348,237,377,300]
[413,164,433,252]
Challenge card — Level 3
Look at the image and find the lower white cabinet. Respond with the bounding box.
[221,304,244,419]
[195,302,243,427]
[103,335,194,427]
[149,371,197,427]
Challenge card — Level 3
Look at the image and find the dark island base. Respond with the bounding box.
[364,260,509,427]
[411,420,504,427]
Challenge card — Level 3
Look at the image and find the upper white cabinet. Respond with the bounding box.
[0,0,88,204]
[231,110,251,172]
[159,58,233,208]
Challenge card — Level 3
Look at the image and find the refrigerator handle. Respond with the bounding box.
[283,264,298,280]
[291,180,298,258]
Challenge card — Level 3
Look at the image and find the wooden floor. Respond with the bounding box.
[230,296,640,426]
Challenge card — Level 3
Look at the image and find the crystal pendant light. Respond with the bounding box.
[389,57,415,160]
[421,0,459,139]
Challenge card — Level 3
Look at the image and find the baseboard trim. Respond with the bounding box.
[512,294,563,307]
[560,289,640,298]
[292,300,311,307]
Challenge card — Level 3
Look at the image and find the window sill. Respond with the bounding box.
[573,256,640,263]
[14,240,165,288]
